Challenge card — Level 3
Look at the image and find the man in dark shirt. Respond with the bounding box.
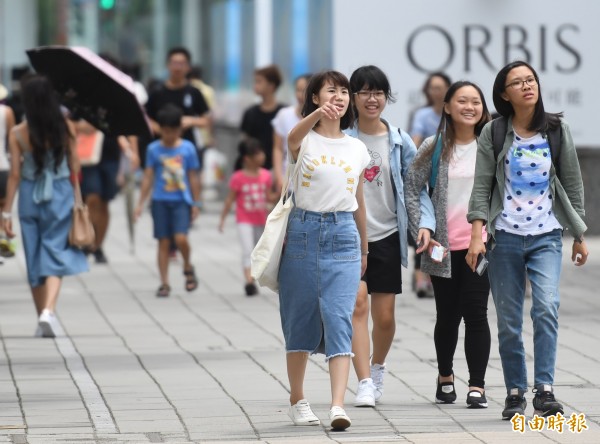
[145,47,211,154]
[240,64,286,170]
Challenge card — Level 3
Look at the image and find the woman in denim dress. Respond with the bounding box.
[280,71,370,430]
[2,74,88,338]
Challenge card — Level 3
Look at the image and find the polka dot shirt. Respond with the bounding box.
[495,132,562,235]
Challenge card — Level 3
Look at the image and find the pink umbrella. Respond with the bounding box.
[26,46,151,138]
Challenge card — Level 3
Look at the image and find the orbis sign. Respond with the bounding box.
[406,24,581,74]
[333,0,598,146]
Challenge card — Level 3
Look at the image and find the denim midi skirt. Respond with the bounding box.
[278,208,361,360]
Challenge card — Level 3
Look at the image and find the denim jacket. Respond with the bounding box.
[467,117,587,242]
[346,119,436,267]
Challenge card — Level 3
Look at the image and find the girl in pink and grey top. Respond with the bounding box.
[405,81,492,409]
[219,138,274,296]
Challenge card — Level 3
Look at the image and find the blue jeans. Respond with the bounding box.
[278,208,361,361]
[488,229,562,394]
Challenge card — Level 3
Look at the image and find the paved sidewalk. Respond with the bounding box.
[1,195,599,443]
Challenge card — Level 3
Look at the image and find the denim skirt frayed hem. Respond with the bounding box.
[278,208,361,359]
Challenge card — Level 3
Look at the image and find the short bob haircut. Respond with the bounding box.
[254,64,283,89]
[301,70,354,130]
[492,60,561,132]
[349,65,396,104]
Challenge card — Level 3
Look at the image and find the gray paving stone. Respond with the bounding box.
[0,197,598,442]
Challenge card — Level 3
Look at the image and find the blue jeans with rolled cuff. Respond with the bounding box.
[488,229,562,394]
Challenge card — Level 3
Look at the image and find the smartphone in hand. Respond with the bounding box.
[475,253,488,276]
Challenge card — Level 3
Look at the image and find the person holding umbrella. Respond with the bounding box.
[2,74,88,337]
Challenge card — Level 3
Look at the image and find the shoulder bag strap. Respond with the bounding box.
[281,136,309,202]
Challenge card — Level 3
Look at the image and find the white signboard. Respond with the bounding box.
[333,0,598,147]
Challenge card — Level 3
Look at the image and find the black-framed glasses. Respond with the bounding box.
[505,77,537,90]
[354,90,386,100]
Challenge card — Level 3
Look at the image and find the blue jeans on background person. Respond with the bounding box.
[278,208,361,361]
[487,229,563,395]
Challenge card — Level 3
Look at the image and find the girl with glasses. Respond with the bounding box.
[466,60,588,420]
[346,65,435,407]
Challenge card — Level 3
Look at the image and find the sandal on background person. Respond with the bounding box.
[184,266,198,292]
[156,284,171,298]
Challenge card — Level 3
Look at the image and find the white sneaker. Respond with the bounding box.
[354,378,376,407]
[371,362,386,401]
[34,325,43,337]
[329,406,351,430]
[38,309,62,338]
[288,399,320,426]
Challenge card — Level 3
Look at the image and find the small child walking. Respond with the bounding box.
[219,138,275,296]
[135,104,201,297]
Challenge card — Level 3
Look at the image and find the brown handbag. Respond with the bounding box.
[68,179,95,249]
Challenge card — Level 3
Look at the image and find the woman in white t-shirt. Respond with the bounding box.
[405,81,492,409]
[271,73,311,191]
[281,71,370,431]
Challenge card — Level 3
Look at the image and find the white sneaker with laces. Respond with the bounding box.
[354,378,376,407]
[287,399,320,426]
[38,309,62,338]
[329,406,351,430]
[371,362,386,401]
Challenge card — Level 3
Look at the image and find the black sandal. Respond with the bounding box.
[156,284,171,297]
[183,266,198,292]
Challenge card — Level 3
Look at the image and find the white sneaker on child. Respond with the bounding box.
[371,362,386,401]
[354,378,376,407]
[287,399,320,425]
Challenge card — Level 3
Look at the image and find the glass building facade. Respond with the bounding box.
[31,0,332,124]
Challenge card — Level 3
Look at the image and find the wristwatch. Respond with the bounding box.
[574,235,584,244]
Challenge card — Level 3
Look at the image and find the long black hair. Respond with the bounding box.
[414,81,491,169]
[492,60,562,132]
[437,80,491,161]
[20,74,72,175]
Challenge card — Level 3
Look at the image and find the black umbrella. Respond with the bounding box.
[26,46,151,138]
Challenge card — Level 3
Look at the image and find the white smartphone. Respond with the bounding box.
[431,245,445,262]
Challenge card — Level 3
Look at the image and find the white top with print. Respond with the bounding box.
[293,130,371,212]
[358,132,397,241]
[495,132,562,235]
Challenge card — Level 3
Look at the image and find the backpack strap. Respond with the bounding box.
[428,134,443,195]
[491,116,508,162]
[546,123,562,180]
